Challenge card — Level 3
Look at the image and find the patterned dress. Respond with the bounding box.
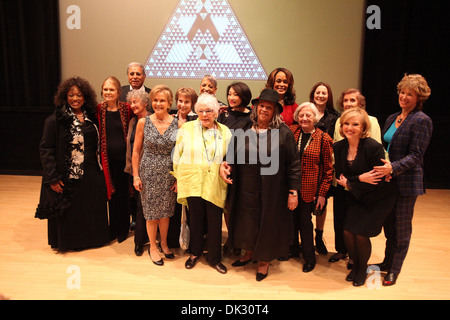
[139,116,178,220]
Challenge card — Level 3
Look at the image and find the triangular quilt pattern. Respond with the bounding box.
[144,0,267,80]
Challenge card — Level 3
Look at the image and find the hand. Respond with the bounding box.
[219,161,233,184]
[336,174,348,188]
[171,181,177,193]
[288,193,298,211]
[133,177,143,192]
[359,169,384,185]
[314,195,326,209]
[373,159,392,177]
[50,180,64,193]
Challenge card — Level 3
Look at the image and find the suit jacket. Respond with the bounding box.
[290,125,333,202]
[382,109,433,197]
[119,85,151,102]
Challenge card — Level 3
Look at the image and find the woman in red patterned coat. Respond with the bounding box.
[97,76,132,242]
[289,102,333,272]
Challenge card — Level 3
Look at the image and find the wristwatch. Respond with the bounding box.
[289,190,298,196]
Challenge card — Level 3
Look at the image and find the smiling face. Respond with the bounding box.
[343,93,359,110]
[200,77,217,95]
[102,79,119,103]
[273,71,288,98]
[298,106,316,132]
[314,85,329,108]
[177,93,193,117]
[227,87,242,109]
[67,86,84,113]
[128,65,145,90]
[197,105,216,129]
[398,87,418,112]
[256,100,275,127]
[152,91,170,117]
[130,97,147,117]
[342,115,363,140]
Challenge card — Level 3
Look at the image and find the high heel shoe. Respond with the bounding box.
[148,247,163,266]
[256,263,269,281]
[158,243,174,259]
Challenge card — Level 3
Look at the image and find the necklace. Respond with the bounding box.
[201,125,217,165]
[397,113,408,123]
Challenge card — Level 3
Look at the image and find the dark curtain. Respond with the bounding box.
[0,0,60,173]
[0,0,60,111]
[361,0,449,188]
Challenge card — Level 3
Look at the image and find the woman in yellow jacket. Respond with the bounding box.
[172,94,232,274]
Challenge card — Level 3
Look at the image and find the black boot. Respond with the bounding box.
[315,228,328,255]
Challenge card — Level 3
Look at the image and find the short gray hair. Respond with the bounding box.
[126,62,145,76]
[126,89,150,110]
[195,93,220,117]
[294,102,321,124]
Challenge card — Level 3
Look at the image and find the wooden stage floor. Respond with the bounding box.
[1,175,449,301]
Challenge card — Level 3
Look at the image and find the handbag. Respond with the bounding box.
[179,205,190,251]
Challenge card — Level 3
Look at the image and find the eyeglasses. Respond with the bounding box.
[197,109,214,115]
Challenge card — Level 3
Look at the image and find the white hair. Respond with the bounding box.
[294,102,321,124]
[194,93,220,117]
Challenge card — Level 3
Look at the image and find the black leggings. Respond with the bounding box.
[343,230,371,282]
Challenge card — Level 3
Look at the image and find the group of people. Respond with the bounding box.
[35,63,433,287]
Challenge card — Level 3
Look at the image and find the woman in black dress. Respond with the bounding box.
[220,89,301,281]
[35,77,110,251]
[97,76,132,242]
[333,108,397,286]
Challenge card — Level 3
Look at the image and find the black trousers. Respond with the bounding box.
[187,197,223,265]
[293,198,316,264]
[332,185,348,254]
[132,192,149,246]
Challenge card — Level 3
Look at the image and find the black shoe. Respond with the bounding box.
[328,252,348,263]
[372,261,390,272]
[158,243,174,259]
[382,272,398,286]
[302,261,316,273]
[314,229,328,255]
[134,245,143,256]
[346,269,356,282]
[185,256,200,269]
[232,258,252,267]
[212,263,227,274]
[256,272,268,281]
[148,247,163,266]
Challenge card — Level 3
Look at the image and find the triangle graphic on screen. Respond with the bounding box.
[144,0,267,80]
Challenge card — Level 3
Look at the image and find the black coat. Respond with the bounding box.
[35,105,100,219]
[227,123,301,261]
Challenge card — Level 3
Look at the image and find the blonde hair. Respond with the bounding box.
[150,84,174,107]
[339,108,371,139]
[101,76,122,98]
[397,74,431,110]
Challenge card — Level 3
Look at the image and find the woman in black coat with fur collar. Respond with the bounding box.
[35,77,110,251]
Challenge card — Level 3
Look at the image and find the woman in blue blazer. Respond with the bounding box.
[374,74,432,286]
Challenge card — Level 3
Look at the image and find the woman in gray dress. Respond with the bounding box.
[132,85,178,266]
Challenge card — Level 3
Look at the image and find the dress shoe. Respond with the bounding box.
[382,272,398,286]
[353,273,367,287]
[148,247,163,266]
[372,261,390,272]
[256,272,268,281]
[185,256,200,269]
[232,259,252,267]
[134,245,143,256]
[212,263,227,274]
[302,261,316,273]
[158,243,174,259]
[328,252,348,263]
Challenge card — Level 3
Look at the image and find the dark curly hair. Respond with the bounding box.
[265,68,296,106]
[54,77,97,112]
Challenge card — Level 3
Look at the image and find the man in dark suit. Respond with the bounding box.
[119,62,151,103]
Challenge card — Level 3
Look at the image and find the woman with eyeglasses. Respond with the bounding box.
[172,93,232,274]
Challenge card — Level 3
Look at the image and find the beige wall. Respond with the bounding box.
[59,0,365,107]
